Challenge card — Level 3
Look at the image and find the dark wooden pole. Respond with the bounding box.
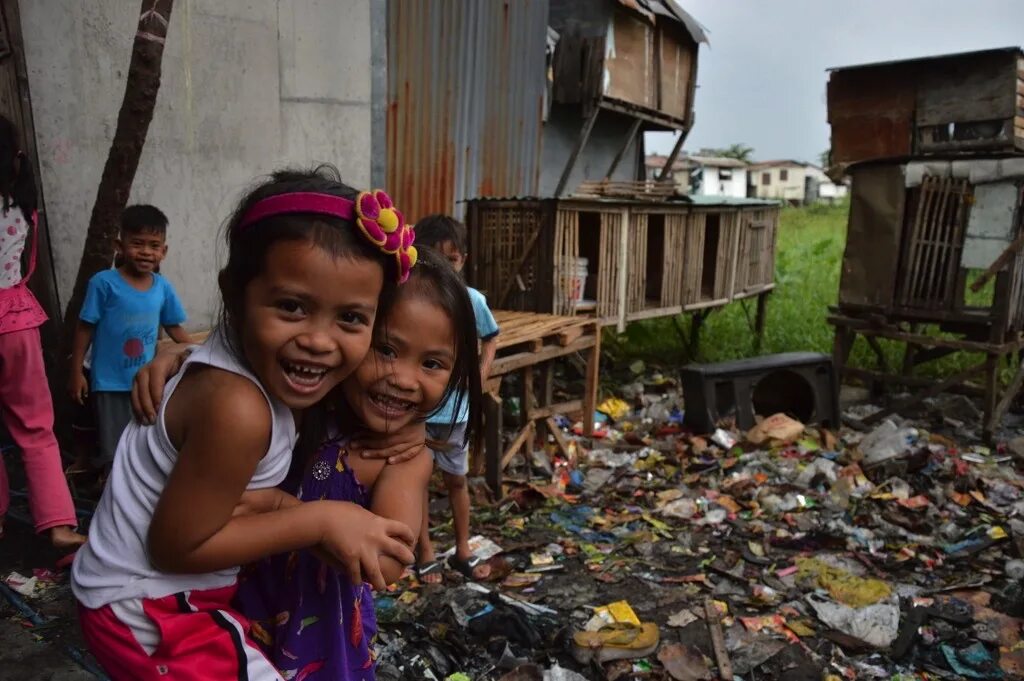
[61,0,174,349]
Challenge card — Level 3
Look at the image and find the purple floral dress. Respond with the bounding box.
[235,439,378,680]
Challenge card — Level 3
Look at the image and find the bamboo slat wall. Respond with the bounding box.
[681,211,707,306]
[597,212,624,320]
[468,199,780,324]
[713,211,741,301]
[734,208,778,294]
[660,213,687,307]
[552,209,580,316]
[896,176,972,310]
[627,212,648,313]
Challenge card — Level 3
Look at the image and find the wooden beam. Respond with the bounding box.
[656,131,686,182]
[527,399,583,421]
[827,315,1021,354]
[604,117,642,181]
[489,335,597,377]
[484,392,503,493]
[862,361,988,426]
[705,599,734,681]
[554,105,600,198]
[990,360,1024,434]
[545,417,572,457]
[970,225,1024,292]
[583,330,601,437]
[841,366,986,396]
[500,422,535,470]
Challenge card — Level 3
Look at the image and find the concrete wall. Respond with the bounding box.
[21,0,378,329]
[540,104,640,196]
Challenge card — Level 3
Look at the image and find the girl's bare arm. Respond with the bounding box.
[368,450,433,584]
[147,370,415,589]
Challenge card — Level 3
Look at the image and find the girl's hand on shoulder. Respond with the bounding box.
[131,344,192,425]
[352,421,427,464]
[232,488,299,518]
[316,502,416,591]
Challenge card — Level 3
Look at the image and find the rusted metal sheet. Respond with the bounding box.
[838,164,907,309]
[387,0,549,222]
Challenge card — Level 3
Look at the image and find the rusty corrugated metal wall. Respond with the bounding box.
[387,0,549,221]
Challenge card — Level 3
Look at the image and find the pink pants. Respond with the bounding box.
[0,326,77,533]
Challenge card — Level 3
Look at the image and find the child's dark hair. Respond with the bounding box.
[398,246,482,443]
[121,204,169,238]
[218,165,396,349]
[414,213,467,254]
[0,115,37,223]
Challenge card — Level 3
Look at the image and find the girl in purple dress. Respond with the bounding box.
[235,247,483,680]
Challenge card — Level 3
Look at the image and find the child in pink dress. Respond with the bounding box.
[0,114,84,548]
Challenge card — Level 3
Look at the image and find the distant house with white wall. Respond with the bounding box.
[748,160,807,204]
[644,154,748,198]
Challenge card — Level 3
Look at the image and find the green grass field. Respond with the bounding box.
[605,200,1010,381]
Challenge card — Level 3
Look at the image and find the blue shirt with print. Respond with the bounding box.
[427,286,498,425]
[79,269,187,392]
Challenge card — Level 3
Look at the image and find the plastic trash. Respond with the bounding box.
[857,420,919,466]
[806,593,900,649]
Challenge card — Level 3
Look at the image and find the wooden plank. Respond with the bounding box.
[840,366,986,396]
[625,305,683,322]
[490,335,598,377]
[827,314,1019,353]
[484,392,504,493]
[546,416,572,457]
[528,400,584,421]
[583,329,601,438]
[617,207,630,331]
[555,105,600,198]
[705,599,734,681]
[500,421,534,469]
[862,361,988,425]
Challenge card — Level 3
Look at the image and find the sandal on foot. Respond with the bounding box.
[415,560,444,582]
[447,553,486,580]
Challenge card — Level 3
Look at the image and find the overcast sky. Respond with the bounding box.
[645,0,1024,164]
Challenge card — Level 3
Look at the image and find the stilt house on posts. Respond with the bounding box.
[826,47,1024,439]
[466,0,780,340]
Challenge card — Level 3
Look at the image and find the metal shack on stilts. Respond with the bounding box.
[826,47,1024,439]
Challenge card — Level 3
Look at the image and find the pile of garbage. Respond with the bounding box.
[374,383,1024,680]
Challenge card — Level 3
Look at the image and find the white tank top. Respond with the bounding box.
[72,328,297,609]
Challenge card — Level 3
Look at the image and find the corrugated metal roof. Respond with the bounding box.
[387,0,549,222]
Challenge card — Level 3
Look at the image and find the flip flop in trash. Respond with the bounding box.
[447,553,490,580]
[571,622,660,664]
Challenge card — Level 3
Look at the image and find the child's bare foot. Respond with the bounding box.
[49,525,86,550]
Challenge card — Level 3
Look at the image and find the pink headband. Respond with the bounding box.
[238,190,418,283]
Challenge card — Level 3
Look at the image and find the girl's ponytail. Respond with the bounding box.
[12,149,38,223]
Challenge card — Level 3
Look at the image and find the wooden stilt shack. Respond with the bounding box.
[827,47,1024,438]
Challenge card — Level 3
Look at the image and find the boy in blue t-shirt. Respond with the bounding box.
[414,215,498,583]
[68,205,190,470]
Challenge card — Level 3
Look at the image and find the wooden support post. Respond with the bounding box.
[554,106,600,198]
[582,329,601,437]
[536,362,554,444]
[982,354,1000,441]
[688,309,708,359]
[617,208,630,332]
[484,392,503,493]
[656,131,686,182]
[990,359,1024,435]
[604,117,643,181]
[753,291,769,353]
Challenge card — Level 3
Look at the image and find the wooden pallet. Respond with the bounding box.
[493,310,597,354]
